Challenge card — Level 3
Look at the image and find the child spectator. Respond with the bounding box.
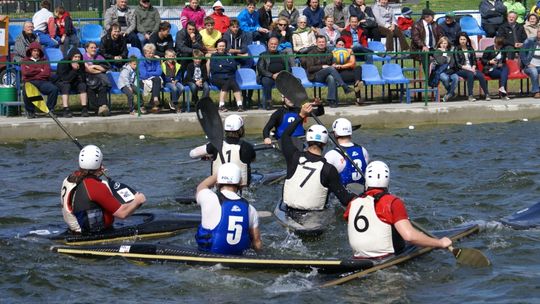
[209,1,230,34]
[119,56,145,115]
[54,6,79,57]
[200,17,222,54]
[161,49,185,112]
[397,7,414,38]
[184,49,210,103]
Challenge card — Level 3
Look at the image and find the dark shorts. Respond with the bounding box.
[57,81,87,95]
[212,77,240,92]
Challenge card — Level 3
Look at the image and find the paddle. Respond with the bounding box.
[25,83,137,204]
[196,97,225,163]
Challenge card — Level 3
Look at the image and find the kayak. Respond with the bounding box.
[51,224,479,273]
[273,200,333,237]
[500,202,540,229]
[47,213,201,246]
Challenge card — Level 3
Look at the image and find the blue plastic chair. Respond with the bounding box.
[437,17,446,25]
[170,23,179,42]
[44,47,63,71]
[291,66,327,99]
[361,64,386,100]
[381,63,409,102]
[236,68,262,106]
[367,41,391,62]
[80,24,103,44]
[8,24,23,46]
[460,16,486,36]
[247,43,266,65]
[107,72,123,95]
[128,47,143,58]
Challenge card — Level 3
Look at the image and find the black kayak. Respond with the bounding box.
[501,202,540,229]
[52,224,479,273]
[48,213,201,246]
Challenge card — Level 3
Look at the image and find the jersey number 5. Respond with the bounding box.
[354,205,369,233]
[226,216,244,245]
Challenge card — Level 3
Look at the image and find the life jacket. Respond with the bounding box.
[68,176,114,234]
[335,144,367,188]
[211,140,249,187]
[276,111,305,139]
[60,177,81,232]
[283,155,328,210]
[195,192,251,255]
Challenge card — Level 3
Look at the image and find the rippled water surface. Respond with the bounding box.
[1,120,540,303]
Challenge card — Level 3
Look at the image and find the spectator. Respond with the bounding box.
[497,11,527,59]
[210,39,244,112]
[521,27,540,98]
[481,36,510,100]
[504,0,526,24]
[292,15,317,54]
[83,42,112,116]
[372,0,410,52]
[161,49,185,112]
[279,0,300,29]
[238,0,269,43]
[349,0,381,41]
[319,15,341,50]
[324,0,350,31]
[139,43,162,113]
[32,0,58,48]
[397,7,414,38]
[53,6,79,57]
[14,22,40,62]
[175,21,204,68]
[270,16,296,68]
[439,12,461,45]
[431,37,458,102]
[180,0,206,31]
[135,0,161,47]
[480,0,507,37]
[55,48,88,118]
[149,21,174,58]
[104,0,141,50]
[99,23,128,71]
[453,32,490,102]
[184,49,210,103]
[303,35,352,107]
[303,0,324,30]
[257,37,291,110]
[341,15,374,64]
[258,0,274,31]
[223,19,252,67]
[200,17,222,55]
[525,14,540,38]
[209,1,230,34]
[119,56,145,115]
[411,8,443,72]
[332,38,363,105]
[21,41,58,119]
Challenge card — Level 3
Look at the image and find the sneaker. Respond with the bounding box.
[503,95,511,101]
[237,105,245,112]
[81,107,89,117]
[442,94,449,102]
[534,92,540,98]
[219,106,228,112]
[169,101,177,111]
[342,85,352,94]
[63,108,73,118]
[98,105,109,116]
[468,96,476,102]
[26,112,36,119]
[139,107,147,114]
[485,95,491,101]
[498,87,507,95]
[151,106,160,114]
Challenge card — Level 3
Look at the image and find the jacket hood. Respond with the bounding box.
[65,47,82,60]
[26,41,44,58]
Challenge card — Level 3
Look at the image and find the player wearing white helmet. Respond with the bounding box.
[195,163,262,255]
[60,145,146,233]
[344,160,452,258]
[324,118,369,194]
[281,102,356,212]
[189,114,256,187]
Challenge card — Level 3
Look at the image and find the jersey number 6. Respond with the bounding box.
[354,205,369,233]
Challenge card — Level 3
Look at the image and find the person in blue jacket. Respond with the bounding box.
[210,39,244,112]
[303,0,325,29]
[237,0,269,43]
[139,43,163,112]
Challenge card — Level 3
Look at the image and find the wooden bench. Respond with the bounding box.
[0,101,24,116]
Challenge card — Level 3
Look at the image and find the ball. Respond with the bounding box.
[139,135,145,140]
[332,48,350,65]
[466,122,472,126]
[408,125,415,130]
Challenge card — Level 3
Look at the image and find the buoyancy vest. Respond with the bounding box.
[335,144,367,187]
[196,192,251,255]
[60,177,81,232]
[211,140,249,187]
[276,112,305,139]
[283,156,328,210]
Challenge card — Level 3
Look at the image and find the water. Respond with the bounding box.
[1,120,540,303]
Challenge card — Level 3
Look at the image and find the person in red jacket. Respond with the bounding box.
[209,1,230,34]
[53,6,79,57]
[340,15,374,63]
[21,41,59,119]
[397,7,414,38]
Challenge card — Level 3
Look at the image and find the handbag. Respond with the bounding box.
[86,73,111,90]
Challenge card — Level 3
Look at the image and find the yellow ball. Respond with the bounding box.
[333,48,350,65]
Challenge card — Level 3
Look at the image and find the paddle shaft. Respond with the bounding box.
[47,112,84,149]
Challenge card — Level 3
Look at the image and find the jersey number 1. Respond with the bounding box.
[226,216,243,245]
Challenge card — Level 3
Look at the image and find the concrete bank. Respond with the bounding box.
[1,99,539,142]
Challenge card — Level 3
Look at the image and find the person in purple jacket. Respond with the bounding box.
[237,0,269,43]
[139,43,163,113]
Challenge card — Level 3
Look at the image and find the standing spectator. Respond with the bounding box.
[520,27,540,98]
[525,14,540,38]
[53,6,79,57]
[135,0,161,47]
[175,21,204,69]
[431,37,459,102]
[184,49,210,103]
[119,56,145,115]
[223,19,252,67]
[349,0,381,41]
[319,15,341,50]
[210,39,244,112]
[84,42,111,116]
[14,22,40,62]
[279,0,300,29]
[411,8,443,73]
[481,36,511,100]
[303,0,325,30]
[237,0,269,43]
[324,0,350,31]
[149,21,174,58]
[504,0,526,24]
[497,11,527,59]
[292,16,317,54]
[200,17,222,55]
[104,0,141,50]
[180,0,206,31]
[303,35,352,107]
[341,15,374,64]
[32,0,58,48]
[258,0,274,32]
[397,7,414,38]
[439,12,461,45]
[257,37,291,110]
[139,43,162,113]
[480,0,507,38]
[372,0,410,52]
[21,42,58,119]
[209,1,230,34]
[99,23,129,71]
[332,38,363,105]
[453,32,490,102]
[55,48,88,118]
[270,16,296,68]
[161,49,185,112]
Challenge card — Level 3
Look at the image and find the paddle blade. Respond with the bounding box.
[25,82,49,113]
[452,247,491,267]
[275,71,308,108]
[196,97,223,153]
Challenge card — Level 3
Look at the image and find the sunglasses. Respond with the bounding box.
[278,23,287,26]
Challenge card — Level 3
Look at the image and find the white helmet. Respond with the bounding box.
[224,114,244,131]
[217,163,242,185]
[79,145,103,170]
[365,161,390,188]
[332,118,352,137]
[306,124,328,144]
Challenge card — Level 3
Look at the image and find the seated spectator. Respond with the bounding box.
[303,35,352,107]
[175,21,204,68]
[481,36,510,100]
[181,0,206,31]
[209,1,230,34]
[53,6,79,57]
[135,0,160,47]
[431,37,458,102]
[139,43,162,113]
[14,22,40,62]
[104,0,141,50]
[55,48,88,118]
[324,0,349,31]
[270,16,296,68]
[480,0,507,38]
[497,11,527,59]
[397,7,414,38]
[279,0,300,29]
[525,14,539,38]
[257,37,291,110]
[184,49,210,103]
[258,0,274,32]
[303,0,324,31]
[349,0,381,41]
[411,8,443,73]
[332,38,363,105]
[99,23,128,71]
[319,15,341,50]
[161,49,185,112]
[372,0,410,52]
[453,32,490,102]
[21,42,58,119]
[439,12,461,45]
[149,21,174,58]
[119,56,145,115]
[32,0,58,48]
[200,17,222,55]
[210,39,244,112]
[223,19,252,67]
[238,0,269,43]
[521,27,540,98]
[504,0,526,24]
[341,15,374,64]
[292,16,316,54]
[83,42,112,116]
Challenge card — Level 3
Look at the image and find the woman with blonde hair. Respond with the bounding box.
[431,36,459,102]
[278,0,300,29]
